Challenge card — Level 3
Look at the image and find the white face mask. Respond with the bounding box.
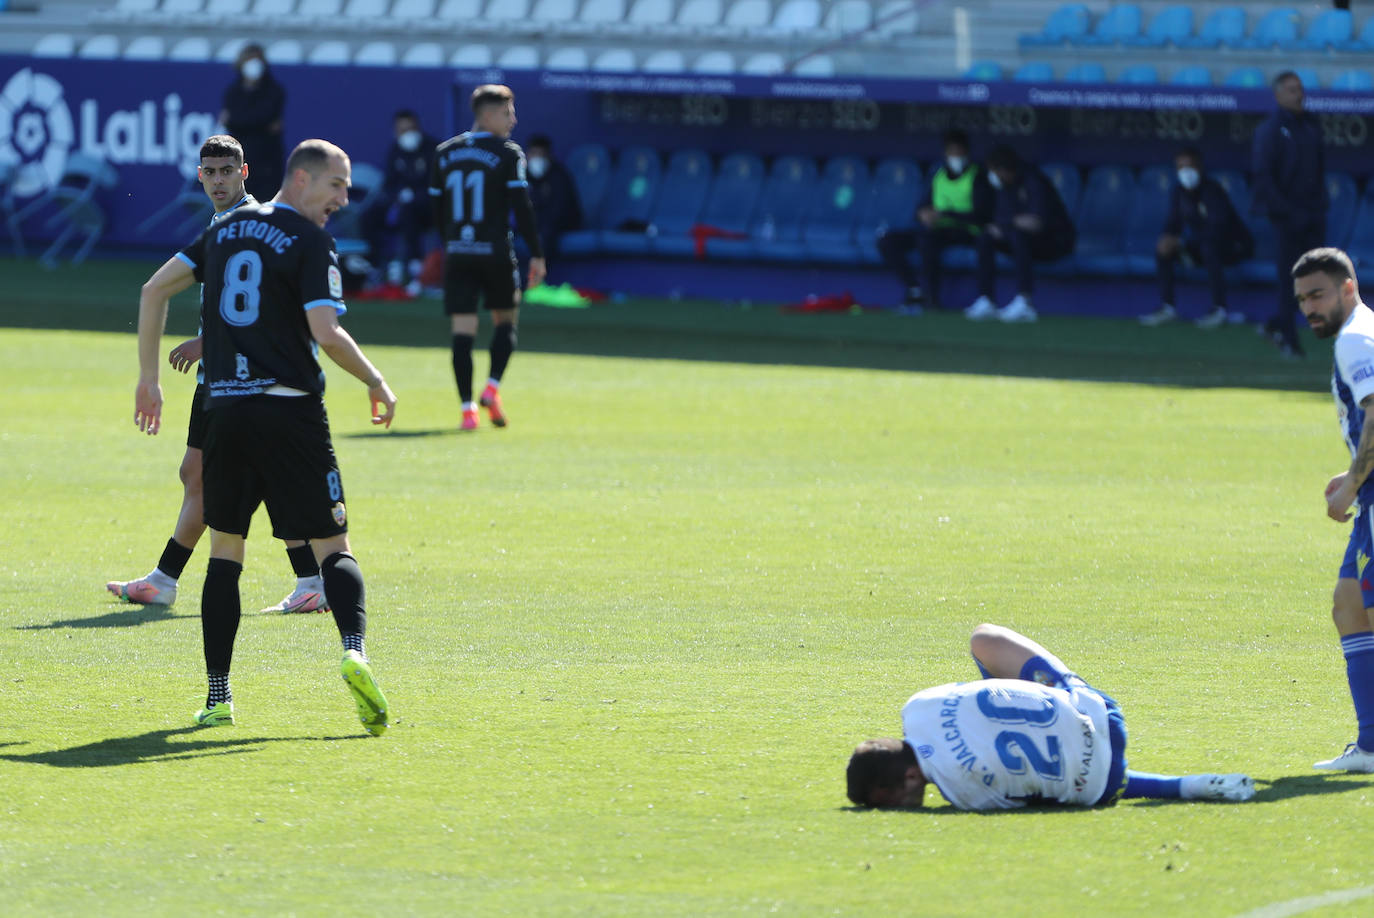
[945,155,967,175]
[527,156,549,179]
[240,57,265,82]
[1177,167,1200,190]
[988,171,1003,190]
[398,129,422,152]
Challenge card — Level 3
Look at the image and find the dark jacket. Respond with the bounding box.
[221,72,286,200]
[993,164,1076,245]
[1251,107,1327,226]
[382,134,437,200]
[1163,175,1254,250]
[529,159,583,242]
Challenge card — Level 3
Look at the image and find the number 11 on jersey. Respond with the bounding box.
[446,169,485,225]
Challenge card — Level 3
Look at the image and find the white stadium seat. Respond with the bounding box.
[159,0,205,16]
[873,0,919,37]
[578,0,624,26]
[677,0,723,29]
[486,0,531,22]
[168,37,213,61]
[622,0,674,34]
[307,40,352,64]
[641,49,685,73]
[295,0,344,23]
[793,53,834,75]
[823,0,872,34]
[354,41,398,65]
[530,0,577,25]
[592,48,636,72]
[724,0,770,30]
[496,44,540,68]
[545,47,590,70]
[210,0,250,19]
[123,36,166,59]
[450,43,493,66]
[265,39,305,63]
[691,50,735,73]
[343,0,390,26]
[77,35,122,59]
[32,34,76,58]
[108,0,158,17]
[771,0,822,34]
[741,51,784,74]
[215,38,250,62]
[400,42,445,66]
[391,0,435,19]
[436,0,487,30]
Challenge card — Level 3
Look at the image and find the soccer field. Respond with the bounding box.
[1,257,1372,916]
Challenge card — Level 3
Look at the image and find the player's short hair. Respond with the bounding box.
[846,738,915,807]
[942,129,970,151]
[284,139,348,180]
[200,134,244,164]
[985,144,1021,173]
[394,109,419,124]
[1292,247,1356,284]
[471,84,514,114]
[1273,70,1301,89]
[1175,145,1202,166]
[236,43,266,67]
[527,133,553,152]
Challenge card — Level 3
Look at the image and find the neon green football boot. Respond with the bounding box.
[341,650,389,736]
[193,701,234,727]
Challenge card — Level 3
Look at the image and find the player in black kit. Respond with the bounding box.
[135,139,397,734]
[429,83,546,431]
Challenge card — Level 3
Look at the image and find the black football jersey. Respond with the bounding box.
[429,131,531,256]
[179,202,345,400]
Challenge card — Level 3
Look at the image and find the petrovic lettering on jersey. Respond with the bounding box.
[215,218,298,255]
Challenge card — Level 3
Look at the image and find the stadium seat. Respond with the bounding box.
[307,41,351,65]
[450,43,492,66]
[436,0,483,25]
[727,155,817,261]
[857,157,923,264]
[399,42,444,66]
[1169,65,1211,86]
[77,35,121,59]
[1122,4,1192,47]
[215,38,249,62]
[823,0,873,35]
[1124,165,1172,273]
[391,0,435,20]
[122,36,165,59]
[327,161,382,245]
[1234,7,1299,50]
[722,0,771,34]
[691,151,765,258]
[1344,183,1374,269]
[801,156,870,263]
[1292,67,1321,90]
[867,0,918,39]
[158,36,209,61]
[572,0,625,33]
[640,148,714,257]
[531,0,578,27]
[1176,6,1244,49]
[793,55,834,76]
[594,146,663,251]
[642,49,687,73]
[692,51,736,74]
[341,0,388,25]
[353,41,397,66]
[1208,170,1273,283]
[209,0,250,19]
[769,0,822,36]
[1326,172,1359,250]
[742,52,785,75]
[676,0,724,32]
[294,0,344,24]
[1331,69,1374,92]
[1288,8,1351,51]
[100,0,157,21]
[159,0,205,19]
[964,60,1003,81]
[1117,64,1158,85]
[560,143,611,254]
[497,45,540,68]
[32,34,76,58]
[1013,62,1054,83]
[265,39,305,63]
[547,46,591,69]
[1072,4,1142,47]
[591,48,634,71]
[1063,62,1105,83]
[621,0,674,33]
[1073,164,1133,275]
[486,0,532,22]
[1338,15,1374,52]
[1040,161,1082,227]
[1222,67,1265,89]
[7,153,119,267]
[1019,3,1091,48]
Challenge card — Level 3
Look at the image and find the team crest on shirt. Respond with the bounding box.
[916,744,934,759]
[332,501,347,527]
[328,265,343,298]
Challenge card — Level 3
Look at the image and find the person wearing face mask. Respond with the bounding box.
[219,44,286,202]
[1139,148,1254,328]
[522,133,582,260]
[876,129,991,313]
[362,110,438,294]
[1252,70,1327,358]
[965,145,1075,323]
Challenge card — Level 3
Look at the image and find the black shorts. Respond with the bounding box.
[186,383,210,450]
[201,394,348,540]
[443,251,521,315]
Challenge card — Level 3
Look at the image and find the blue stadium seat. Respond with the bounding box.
[608,148,710,256]
[857,158,924,264]
[1041,162,1082,217]
[1338,16,1374,52]
[801,156,870,263]
[1063,62,1105,83]
[1018,3,1090,47]
[1013,61,1055,82]
[1288,8,1351,51]
[1292,67,1321,91]
[1117,64,1158,85]
[1176,6,1244,49]
[1208,169,1273,283]
[1234,7,1299,50]
[707,155,817,260]
[1123,4,1192,48]
[1346,183,1374,270]
[559,143,611,255]
[1222,67,1265,89]
[1331,69,1374,92]
[1071,4,1142,46]
[1170,65,1211,86]
[692,152,765,258]
[1124,165,1172,274]
[1326,172,1359,251]
[1073,164,1133,275]
[963,59,1002,81]
[590,146,662,255]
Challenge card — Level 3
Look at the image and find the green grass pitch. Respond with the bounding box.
[1,256,1372,915]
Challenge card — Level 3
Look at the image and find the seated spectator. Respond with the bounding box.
[362,109,437,294]
[965,145,1076,324]
[876,129,990,313]
[1139,147,1254,328]
[523,134,582,259]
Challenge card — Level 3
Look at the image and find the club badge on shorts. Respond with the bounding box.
[332,501,347,527]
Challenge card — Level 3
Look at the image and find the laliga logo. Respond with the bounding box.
[0,68,74,198]
[0,66,217,197]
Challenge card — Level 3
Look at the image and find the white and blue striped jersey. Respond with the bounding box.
[901,679,1113,810]
[1333,303,1374,513]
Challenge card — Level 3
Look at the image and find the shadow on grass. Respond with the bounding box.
[15,605,189,630]
[337,427,456,439]
[0,727,366,768]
